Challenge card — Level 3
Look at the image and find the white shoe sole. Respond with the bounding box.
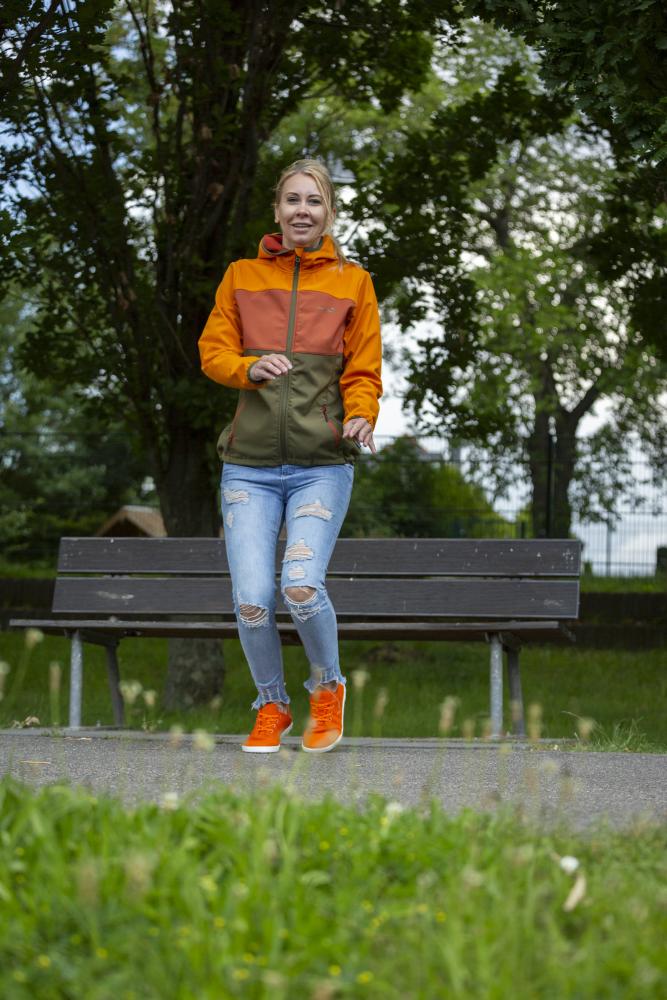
[301,685,345,753]
[242,721,292,753]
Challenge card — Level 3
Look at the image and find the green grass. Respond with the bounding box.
[1,631,666,750]
[0,777,665,999]
[580,573,666,593]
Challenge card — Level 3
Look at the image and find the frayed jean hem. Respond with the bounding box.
[303,669,346,695]
[251,685,290,711]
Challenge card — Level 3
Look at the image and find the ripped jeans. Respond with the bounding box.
[221,463,354,710]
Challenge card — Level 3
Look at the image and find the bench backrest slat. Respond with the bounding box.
[58,537,581,577]
[52,577,580,620]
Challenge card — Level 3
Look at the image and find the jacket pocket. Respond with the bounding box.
[321,403,342,447]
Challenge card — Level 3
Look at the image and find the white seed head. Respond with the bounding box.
[351,669,370,690]
[576,717,595,741]
[193,729,215,752]
[439,696,460,735]
[168,724,184,747]
[119,679,143,705]
[559,855,580,875]
[49,662,61,693]
[25,628,44,650]
[385,801,405,820]
[373,687,389,719]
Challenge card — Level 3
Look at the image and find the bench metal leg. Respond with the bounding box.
[507,647,526,737]
[105,643,124,727]
[69,630,83,729]
[489,634,503,738]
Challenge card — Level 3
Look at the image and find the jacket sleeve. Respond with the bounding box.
[340,269,383,427]
[198,263,263,390]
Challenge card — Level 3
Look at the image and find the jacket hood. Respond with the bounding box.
[258,232,338,265]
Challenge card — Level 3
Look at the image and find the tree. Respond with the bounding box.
[0,1,464,704]
[342,437,513,539]
[349,20,667,536]
[0,291,150,565]
[435,131,667,537]
[464,0,667,359]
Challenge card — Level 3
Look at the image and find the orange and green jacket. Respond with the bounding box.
[198,233,383,466]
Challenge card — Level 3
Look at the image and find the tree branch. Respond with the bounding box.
[0,0,62,98]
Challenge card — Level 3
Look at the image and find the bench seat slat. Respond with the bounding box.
[58,537,582,577]
[52,577,580,619]
[9,618,570,642]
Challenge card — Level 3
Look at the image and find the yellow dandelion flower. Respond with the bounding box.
[436,911,447,923]
[37,955,51,968]
[232,969,250,981]
[214,916,226,928]
[319,840,330,851]
[328,965,341,977]
[357,971,373,984]
[199,874,217,895]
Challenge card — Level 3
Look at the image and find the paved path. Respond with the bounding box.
[1,729,665,831]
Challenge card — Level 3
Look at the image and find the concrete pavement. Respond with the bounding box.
[1,728,665,831]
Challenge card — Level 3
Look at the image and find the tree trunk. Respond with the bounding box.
[154,410,226,710]
[527,410,578,538]
[551,421,577,538]
[527,408,551,537]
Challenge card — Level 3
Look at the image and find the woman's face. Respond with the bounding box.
[274,173,329,249]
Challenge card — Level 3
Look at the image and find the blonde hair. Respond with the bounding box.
[274,158,347,266]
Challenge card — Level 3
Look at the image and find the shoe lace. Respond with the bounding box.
[253,708,285,736]
[310,693,338,729]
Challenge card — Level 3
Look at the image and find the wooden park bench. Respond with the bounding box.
[10,536,581,737]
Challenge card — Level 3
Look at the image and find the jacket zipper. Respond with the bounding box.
[279,252,301,462]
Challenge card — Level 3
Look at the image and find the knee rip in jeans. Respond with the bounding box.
[283,586,321,622]
[238,603,269,628]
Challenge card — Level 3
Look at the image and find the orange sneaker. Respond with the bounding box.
[242,703,293,753]
[302,683,346,753]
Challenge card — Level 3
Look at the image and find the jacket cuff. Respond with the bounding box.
[343,410,377,429]
[244,358,265,388]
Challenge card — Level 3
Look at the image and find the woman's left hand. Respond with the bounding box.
[343,417,376,454]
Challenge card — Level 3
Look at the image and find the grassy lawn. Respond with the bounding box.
[579,573,666,593]
[1,630,665,749]
[0,777,665,999]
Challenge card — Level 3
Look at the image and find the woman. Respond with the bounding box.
[198,158,382,754]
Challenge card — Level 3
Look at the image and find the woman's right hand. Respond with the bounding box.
[248,354,292,381]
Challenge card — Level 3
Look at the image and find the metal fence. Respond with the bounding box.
[387,436,666,577]
[2,436,666,577]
